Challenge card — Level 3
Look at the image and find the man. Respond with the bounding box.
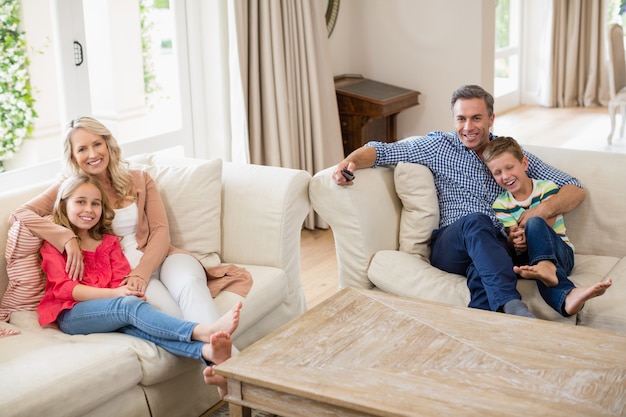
[332,85,585,318]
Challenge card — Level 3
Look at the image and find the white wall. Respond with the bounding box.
[329,0,496,137]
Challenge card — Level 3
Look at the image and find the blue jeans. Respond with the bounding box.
[57,296,206,362]
[430,213,520,311]
[514,216,575,316]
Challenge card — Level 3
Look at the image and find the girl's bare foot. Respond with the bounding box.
[191,301,243,343]
[513,260,558,287]
[564,279,612,316]
[202,331,232,365]
[203,365,228,399]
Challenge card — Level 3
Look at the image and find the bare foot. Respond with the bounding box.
[513,260,558,287]
[203,365,228,399]
[564,279,612,316]
[202,331,233,365]
[191,301,243,343]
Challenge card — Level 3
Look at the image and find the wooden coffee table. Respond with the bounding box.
[215,288,626,417]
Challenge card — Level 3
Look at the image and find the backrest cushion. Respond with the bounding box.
[393,163,440,261]
[129,154,223,268]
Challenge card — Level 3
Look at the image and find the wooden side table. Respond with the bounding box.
[335,75,420,156]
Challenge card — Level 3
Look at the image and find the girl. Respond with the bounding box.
[37,175,236,394]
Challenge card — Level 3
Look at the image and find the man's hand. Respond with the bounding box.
[517,205,545,227]
[332,161,356,186]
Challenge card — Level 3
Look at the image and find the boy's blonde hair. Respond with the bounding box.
[62,116,134,206]
[482,136,525,164]
[53,175,116,241]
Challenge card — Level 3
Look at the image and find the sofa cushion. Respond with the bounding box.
[130,154,222,268]
[0,330,142,417]
[369,250,470,306]
[213,264,289,348]
[0,220,45,322]
[574,255,625,334]
[393,163,439,261]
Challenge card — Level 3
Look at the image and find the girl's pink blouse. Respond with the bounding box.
[37,234,131,325]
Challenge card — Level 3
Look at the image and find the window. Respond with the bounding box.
[494,0,521,112]
[1,0,192,189]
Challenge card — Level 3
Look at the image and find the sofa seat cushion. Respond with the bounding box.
[214,264,289,341]
[0,329,142,417]
[371,251,622,330]
[575,255,626,334]
[368,250,470,307]
[8,311,202,386]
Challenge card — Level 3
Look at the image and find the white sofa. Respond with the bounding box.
[310,144,626,335]
[0,153,311,417]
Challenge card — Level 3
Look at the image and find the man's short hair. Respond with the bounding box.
[451,85,494,116]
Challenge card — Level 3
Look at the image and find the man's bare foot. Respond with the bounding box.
[203,365,228,399]
[564,279,612,316]
[202,331,233,365]
[513,260,558,287]
[191,301,243,343]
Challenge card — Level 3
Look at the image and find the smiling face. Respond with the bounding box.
[485,151,532,199]
[69,128,110,180]
[453,97,494,157]
[65,182,104,234]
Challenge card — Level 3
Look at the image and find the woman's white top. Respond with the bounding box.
[112,202,143,269]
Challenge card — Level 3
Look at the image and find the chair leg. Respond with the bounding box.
[608,103,616,144]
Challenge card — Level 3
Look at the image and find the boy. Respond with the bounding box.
[483,137,611,316]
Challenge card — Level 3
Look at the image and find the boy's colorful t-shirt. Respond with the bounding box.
[492,178,574,251]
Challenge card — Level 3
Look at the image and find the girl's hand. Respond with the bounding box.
[121,275,148,294]
[116,284,146,300]
[65,237,84,281]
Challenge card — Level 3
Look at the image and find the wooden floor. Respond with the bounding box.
[300,104,626,310]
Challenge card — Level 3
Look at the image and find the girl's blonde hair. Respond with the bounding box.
[53,175,116,241]
[62,116,134,206]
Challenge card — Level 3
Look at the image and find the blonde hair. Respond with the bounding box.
[482,136,525,164]
[53,175,116,241]
[63,116,134,206]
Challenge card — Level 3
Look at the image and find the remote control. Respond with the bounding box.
[341,168,355,181]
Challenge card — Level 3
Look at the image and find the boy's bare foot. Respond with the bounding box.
[564,279,612,316]
[514,260,558,287]
[203,365,228,399]
[191,301,243,343]
[202,331,233,365]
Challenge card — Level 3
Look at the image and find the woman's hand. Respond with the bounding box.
[64,237,84,281]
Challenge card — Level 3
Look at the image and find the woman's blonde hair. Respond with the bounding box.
[62,116,134,206]
[53,175,116,241]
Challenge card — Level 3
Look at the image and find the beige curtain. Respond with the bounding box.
[233,0,344,229]
[549,0,607,107]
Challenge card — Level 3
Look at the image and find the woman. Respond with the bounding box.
[12,117,233,330]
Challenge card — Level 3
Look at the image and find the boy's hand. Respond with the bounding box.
[508,225,527,252]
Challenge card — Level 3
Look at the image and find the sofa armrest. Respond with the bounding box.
[221,162,311,282]
[309,166,401,289]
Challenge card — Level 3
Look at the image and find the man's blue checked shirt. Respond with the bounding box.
[366,132,581,233]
